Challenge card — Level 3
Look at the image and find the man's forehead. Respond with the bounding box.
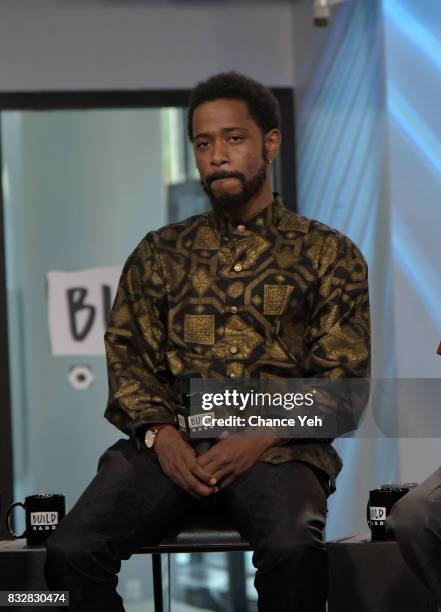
[192,98,256,135]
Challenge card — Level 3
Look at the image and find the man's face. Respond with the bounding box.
[192,98,269,211]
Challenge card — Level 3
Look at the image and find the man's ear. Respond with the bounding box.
[265,129,282,162]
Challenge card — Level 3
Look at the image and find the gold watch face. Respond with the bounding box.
[145,428,155,448]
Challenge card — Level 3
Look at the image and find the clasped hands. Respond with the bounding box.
[154,425,280,498]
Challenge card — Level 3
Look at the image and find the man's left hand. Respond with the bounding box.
[196,434,280,490]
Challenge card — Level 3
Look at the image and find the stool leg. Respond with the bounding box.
[152,553,164,612]
[227,552,248,612]
[165,553,171,612]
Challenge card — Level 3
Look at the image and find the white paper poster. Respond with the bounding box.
[47,266,122,356]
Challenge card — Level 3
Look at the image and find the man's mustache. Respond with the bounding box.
[206,171,245,186]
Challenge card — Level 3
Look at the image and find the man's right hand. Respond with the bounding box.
[154,426,218,498]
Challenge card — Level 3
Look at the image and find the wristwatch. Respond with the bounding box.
[145,424,169,450]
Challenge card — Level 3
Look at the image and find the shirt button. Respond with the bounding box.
[233,263,242,272]
[229,345,239,354]
[230,305,238,313]
[237,224,246,232]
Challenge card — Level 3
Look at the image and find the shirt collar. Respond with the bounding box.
[210,193,286,238]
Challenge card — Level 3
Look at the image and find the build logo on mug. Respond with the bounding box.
[6,494,66,546]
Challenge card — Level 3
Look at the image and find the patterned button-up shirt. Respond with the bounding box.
[104,195,371,492]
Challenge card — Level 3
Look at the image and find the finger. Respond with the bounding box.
[211,465,234,483]
[196,458,222,476]
[219,473,237,489]
[180,465,218,497]
[196,449,215,469]
[197,452,226,474]
[188,459,218,486]
[168,469,200,499]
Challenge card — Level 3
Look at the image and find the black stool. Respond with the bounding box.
[136,507,252,612]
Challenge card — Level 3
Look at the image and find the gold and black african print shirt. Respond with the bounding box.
[104,194,371,491]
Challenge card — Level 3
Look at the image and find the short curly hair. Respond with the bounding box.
[187,71,281,141]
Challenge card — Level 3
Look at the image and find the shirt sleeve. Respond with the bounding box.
[103,233,177,448]
[305,232,371,436]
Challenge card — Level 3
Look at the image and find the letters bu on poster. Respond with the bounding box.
[47,267,121,355]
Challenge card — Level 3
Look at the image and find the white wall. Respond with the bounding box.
[0,0,295,91]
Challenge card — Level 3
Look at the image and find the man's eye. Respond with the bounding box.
[228,136,243,143]
[196,141,209,150]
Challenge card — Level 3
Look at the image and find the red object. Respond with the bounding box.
[437,342,441,355]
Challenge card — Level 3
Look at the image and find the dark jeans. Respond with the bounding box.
[45,438,329,611]
[386,467,441,606]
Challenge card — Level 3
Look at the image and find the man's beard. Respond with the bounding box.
[201,161,267,214]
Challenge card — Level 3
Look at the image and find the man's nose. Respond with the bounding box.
[210,140,229,166]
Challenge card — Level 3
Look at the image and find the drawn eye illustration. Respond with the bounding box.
[68,365,95,390]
